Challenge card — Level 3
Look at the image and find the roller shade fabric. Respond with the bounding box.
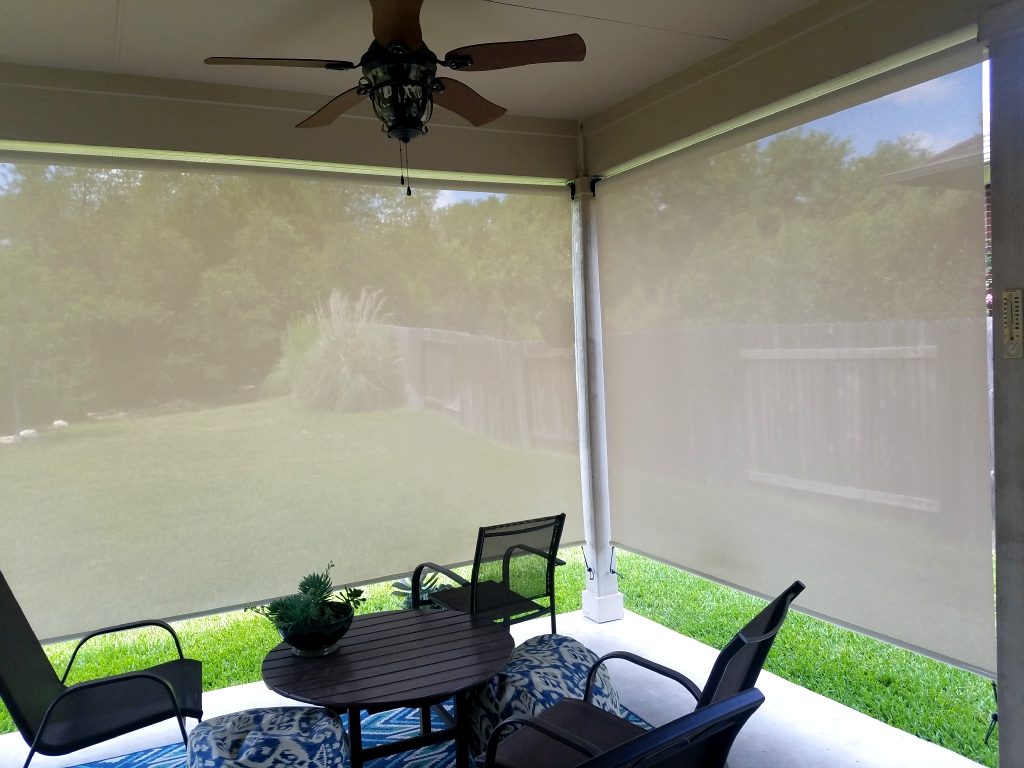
[0,171,582,640]
[595,63,995,674]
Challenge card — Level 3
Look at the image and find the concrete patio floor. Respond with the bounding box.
[0,609,984,768]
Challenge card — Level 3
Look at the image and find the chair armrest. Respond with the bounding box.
[32,672,186,753]
[500,545,565,586]
[484,714,601,767]
[411,562,469,608]
[502,544,565,565]
[62,620,185,683]
[738,625,785,644]
[584,651,702,704]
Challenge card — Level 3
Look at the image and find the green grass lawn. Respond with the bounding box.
[0,400,998,765]
[612,552,997,767]
[0,398,583,640]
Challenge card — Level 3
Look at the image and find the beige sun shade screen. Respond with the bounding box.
[0,172,581,640]
[595,63,995,674]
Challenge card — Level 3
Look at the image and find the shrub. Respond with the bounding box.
[267,287,402,412]
[264,314,319,397]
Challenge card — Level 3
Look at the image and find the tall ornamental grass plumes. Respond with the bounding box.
[266,287,401,412]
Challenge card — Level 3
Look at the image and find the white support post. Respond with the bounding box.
[982,2,1024,763]
[571,175,624,623]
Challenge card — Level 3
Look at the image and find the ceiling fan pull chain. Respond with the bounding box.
[400,142,413,196]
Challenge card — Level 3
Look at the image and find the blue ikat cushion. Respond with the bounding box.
[468,633,625,758]
[186,707,348,768]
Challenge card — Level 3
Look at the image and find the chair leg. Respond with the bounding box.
[550,606,557,634]
[24,727,44,768]
[177,715,188,745]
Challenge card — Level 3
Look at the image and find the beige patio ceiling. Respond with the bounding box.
[1,0,983,181]
[0,0,817,118]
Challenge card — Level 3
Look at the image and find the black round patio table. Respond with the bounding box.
[261,608,514,768]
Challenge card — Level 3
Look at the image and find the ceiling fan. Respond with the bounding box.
[205,0,586,144]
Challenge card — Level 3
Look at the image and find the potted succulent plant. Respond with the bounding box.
[252,561,366,657]
[390,570,445,609]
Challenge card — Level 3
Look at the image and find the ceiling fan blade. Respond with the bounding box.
[444,33,585,72]
[296,87,365,128]
[434,78,507,127]
[205,56,356,71]
[369,0,424,49]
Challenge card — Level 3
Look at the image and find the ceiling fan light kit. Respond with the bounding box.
[206,3,585,140]
[359,41,440,143]
[205,0,586,190]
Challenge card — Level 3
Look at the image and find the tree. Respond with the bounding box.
[0,162,575,429]
[597,129,985,328]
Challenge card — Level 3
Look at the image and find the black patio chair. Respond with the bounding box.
[482,686,764,768]
[680,579,805,708]
[412,513,566,633]
[0,568,203,768]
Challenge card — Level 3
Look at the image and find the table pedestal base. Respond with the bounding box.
[346,692,471,768]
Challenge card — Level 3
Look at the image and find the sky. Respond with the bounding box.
[433,189,499,207]
[435,63,989,205]
[803,63,985,156]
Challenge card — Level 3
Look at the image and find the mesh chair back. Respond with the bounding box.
[584,688,764,768]
[697,580,804,709]
[471,514,565,608]
[0,569,64,741]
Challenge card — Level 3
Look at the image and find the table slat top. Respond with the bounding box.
[262,609,514,710]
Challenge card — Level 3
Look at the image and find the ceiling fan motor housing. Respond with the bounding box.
[360,42,440,143]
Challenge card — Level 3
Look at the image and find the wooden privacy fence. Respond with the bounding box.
[391,326,578,451]
[603,318,990,524]
[389,319,990,529]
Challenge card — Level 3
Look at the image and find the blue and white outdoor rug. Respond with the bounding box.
[71,704,650,768]
[71,706,459,768]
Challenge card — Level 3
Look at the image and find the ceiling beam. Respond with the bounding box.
[582,0,987,177]
[0,62,579,182]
